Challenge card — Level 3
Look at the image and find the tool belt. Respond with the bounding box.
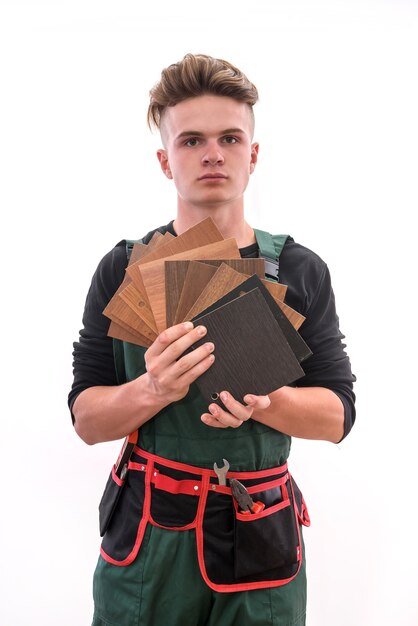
[99,446,310,592]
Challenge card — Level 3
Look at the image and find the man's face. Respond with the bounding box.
[157,95,258,211]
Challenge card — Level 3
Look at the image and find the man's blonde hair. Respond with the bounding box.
[147,53,258,131]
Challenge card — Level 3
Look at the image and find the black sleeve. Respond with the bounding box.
[280,242,356,441]
[67,241,127,420]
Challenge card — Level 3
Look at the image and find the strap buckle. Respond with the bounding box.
[262,257,280,281]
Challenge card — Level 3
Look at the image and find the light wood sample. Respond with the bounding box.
[139,238,241,332]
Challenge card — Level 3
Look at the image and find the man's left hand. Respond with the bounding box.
[201,392,271,428]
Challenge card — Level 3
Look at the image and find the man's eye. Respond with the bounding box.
[223,136,238,144]
[185,138,199,147]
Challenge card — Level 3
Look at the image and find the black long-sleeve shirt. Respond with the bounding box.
[69,221,356,439]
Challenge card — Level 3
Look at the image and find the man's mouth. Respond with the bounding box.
[198,173,227,180]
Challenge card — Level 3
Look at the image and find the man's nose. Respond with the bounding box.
[202,142,224,165]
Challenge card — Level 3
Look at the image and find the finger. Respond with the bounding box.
[200,412,229,429]
[147,322,195,358]
[217,391,253,421]
[147,324,208,370]
[206,403,244,429]
[175,346,215,384]
[244,394,271,410]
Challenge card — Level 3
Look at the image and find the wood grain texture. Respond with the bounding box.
[119,282,158,333]
[104,231,166,322]
[193,274,311,363]
[139,238,241,332]
[126,217,223,291]
[275,300,305,330]
[108,320,152,347]
[165,260,191,328]
[124,232,175,313]
[189,288,305,407]
[201,258,265,277]
[182,263,249,322]
[173,262,218,325]
[165,258,264,327]
[105,295,158,343]
[106,231,170,347]
[261,279,287,302]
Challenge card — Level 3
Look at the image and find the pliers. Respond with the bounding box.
[230,478,265,515]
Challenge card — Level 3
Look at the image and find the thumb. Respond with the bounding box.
[244,394,271,410]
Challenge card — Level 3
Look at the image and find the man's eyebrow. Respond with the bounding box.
[175,128,246,140]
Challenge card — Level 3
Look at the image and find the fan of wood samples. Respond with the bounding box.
[103,218,312,407]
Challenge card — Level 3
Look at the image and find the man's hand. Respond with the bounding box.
[144,321,215,405]
[201,392,271,428]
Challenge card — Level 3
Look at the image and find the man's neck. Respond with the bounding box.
[173,204,256,248]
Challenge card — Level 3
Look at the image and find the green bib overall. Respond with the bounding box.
[92,230,308,626]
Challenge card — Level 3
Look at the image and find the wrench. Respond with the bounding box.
[213,459,230,485]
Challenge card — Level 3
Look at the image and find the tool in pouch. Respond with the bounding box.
[230,478,265,515]
[98,430,138,536]
[213,458,230,485]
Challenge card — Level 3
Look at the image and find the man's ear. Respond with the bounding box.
[249,142,259,174]
[157,149,173,179]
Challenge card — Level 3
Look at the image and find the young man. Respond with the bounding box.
[69,53,356,626]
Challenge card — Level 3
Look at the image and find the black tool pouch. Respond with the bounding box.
[98,432,138,537]
[99,466,127,537]
[232,476,299,579]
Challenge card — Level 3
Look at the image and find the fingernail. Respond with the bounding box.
[220,392,228,402]
[209,405,218,415]
[184,322,193,330]
[197,326,207,336]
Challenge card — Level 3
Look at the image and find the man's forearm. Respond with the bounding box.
[251,386,345,443]
[72,374,166,445]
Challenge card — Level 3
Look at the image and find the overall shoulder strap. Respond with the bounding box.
[125,238,144,261]
[112,237,144,382]
[253,229,289,282]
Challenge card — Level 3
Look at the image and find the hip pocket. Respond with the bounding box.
[100,462,147,565]
[99,466,126,537]
[149,466,202,529]
[233,478,299,579]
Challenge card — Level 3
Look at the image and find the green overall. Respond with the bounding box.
[92,230,307,626]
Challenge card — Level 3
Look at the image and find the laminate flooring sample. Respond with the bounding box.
[182,263,249,322]
[165,261,192,328]
[189,288,305,407]
[108,320,152,347]
[139,239,241,333]
[173,262,218,325]
[194,274,312,363]
[126,217,223,291]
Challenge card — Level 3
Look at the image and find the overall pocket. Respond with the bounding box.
[99,466,126,537]
[149,464,202,529]
[100,462,147,564]
[233,478,299,579]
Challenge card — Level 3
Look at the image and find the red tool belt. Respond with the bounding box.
[99,447,310,592]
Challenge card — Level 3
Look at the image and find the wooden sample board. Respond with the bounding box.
[139,238,241,332]
[189,288,305,407]
[194,274,312,364]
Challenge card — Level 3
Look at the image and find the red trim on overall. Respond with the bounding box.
[299,497,311,527]
[111,465,124,487]
[100,447,307,592]
[234,497,291,522]
[133,446,288,480]
[100,459,154,566]
[194,473,304,593]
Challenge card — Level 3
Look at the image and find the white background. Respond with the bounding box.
[1,1,417,624]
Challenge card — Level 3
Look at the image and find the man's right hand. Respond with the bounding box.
[73,321,215,445]
[143,321,215,405]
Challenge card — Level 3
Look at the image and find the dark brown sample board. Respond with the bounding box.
[188,288,305,408]
[195,274,312,364]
